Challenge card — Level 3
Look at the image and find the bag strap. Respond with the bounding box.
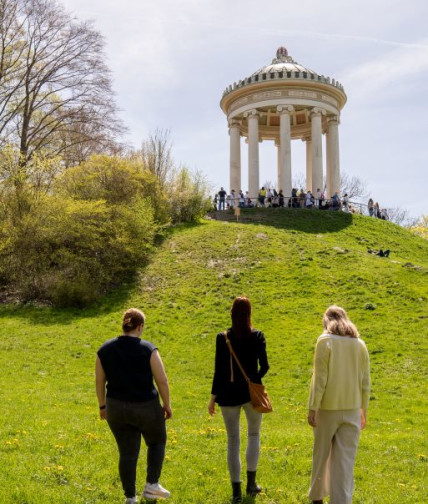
[223,331,250,383]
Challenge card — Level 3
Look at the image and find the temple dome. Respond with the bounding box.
[221,47,344,97]
[251,46,316,77]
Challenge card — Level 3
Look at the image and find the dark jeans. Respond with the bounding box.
[107,396,166,498]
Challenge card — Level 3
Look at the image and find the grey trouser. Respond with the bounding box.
[309,409,361,504]
[221,402,263,482]
[106,396,166,498]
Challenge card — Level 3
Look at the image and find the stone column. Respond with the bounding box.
[275,139,280,190]
[246,109,259,199]
[229,120,241,193]
[303,137,312,191]
[277,105,293,198]
[326,116,340,198]
[310,108,325,195]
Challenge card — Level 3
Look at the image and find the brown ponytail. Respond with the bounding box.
[122,308,145,333]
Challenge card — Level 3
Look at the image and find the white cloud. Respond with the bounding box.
[340,38,428,102]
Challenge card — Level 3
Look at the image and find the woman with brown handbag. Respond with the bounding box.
[208,296,270,503]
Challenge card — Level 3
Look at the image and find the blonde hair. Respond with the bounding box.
[122,308,145,333]
[323,305,359,338]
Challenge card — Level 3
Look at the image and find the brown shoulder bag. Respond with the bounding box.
[224,331,273,414]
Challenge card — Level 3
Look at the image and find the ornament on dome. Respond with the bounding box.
[277,47,288,58]
[272,46,294,64]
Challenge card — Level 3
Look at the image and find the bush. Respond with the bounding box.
[56,155,170,224]
[0,195,157,307]
[167,167,212,223]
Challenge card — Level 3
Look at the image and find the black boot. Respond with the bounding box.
[312,500,323,504]
[246,471,262,496]
[232,482,242,503]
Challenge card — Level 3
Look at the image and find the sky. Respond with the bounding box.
[61,0,428,218]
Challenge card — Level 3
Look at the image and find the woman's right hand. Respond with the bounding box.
[307,409,317,427]
[163,405,172,420]
[208,396,216,416]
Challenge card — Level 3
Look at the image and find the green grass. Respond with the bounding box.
[0,209,427,503]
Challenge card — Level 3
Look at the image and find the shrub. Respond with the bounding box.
[56,155,170,224]
[167,167,212,223]
[0,195,157,307]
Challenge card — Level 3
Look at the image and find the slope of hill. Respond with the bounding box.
[0,209,427,503]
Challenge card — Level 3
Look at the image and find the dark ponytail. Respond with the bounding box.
[231,296,252,338]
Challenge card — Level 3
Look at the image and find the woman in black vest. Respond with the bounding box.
[208,296,270,502]
[95,308,172,503]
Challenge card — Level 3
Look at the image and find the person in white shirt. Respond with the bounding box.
[238,190,245,208]
[307,306,370,504]
[342,193,349,212]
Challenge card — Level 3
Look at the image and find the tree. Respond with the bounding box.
[410,215,428,239]
[0,0,125,165]
[340,172,368,201]
[138,129,174,187]
[386,207,419,227]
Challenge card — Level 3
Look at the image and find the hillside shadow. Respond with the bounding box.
[0,281,134,326]
[0,224,208,324]
[207,208,353,233]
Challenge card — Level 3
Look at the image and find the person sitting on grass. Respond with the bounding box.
[367,248,391,257]
[95,308,172,504]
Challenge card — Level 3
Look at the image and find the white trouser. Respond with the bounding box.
[309,409,361,504]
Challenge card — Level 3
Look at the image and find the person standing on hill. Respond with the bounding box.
[95,308,172,503]
[218,187,227,210]
[367,198,374,217]
[208,296,270,503]
[258,186,266,206]
[307,306,370,504]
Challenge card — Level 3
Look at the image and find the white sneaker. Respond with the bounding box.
[125,497,137,504]
[143,482,170,499]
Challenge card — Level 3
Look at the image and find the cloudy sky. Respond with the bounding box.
[62,0,428,218]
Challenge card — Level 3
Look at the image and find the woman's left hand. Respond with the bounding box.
[99,408,107,421]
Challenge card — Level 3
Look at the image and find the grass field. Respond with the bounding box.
[0,209,427,503]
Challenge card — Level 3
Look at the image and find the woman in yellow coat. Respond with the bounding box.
[308,306,370,504]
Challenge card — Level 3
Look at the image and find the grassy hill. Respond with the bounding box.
[0,209,427,503]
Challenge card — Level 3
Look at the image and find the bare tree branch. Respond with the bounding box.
[0,0,125,164]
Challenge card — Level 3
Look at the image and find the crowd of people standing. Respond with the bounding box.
[367,198,389,220]
[213,187,389,219]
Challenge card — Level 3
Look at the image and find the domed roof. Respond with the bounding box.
[251,46,316,77]
[221,47,345,97]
